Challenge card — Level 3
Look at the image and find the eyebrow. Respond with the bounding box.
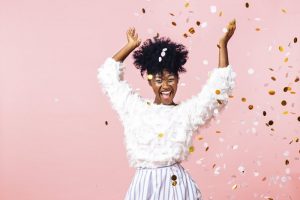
[155,74,175,78]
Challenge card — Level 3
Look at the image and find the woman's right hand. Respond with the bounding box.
[126,27,142,49]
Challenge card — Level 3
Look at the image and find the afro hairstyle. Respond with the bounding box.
[132,35,189,79]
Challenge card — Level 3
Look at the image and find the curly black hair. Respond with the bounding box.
[132,35,189,78]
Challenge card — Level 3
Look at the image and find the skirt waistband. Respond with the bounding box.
[136,162,180,170]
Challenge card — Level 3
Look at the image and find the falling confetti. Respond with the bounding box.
[268,90,276,95]
[294,37,298,43]
[245,2,249,8]
[188,27,195,34]
[105,121,108,125]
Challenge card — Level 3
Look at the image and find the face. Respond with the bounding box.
[148,69,179,105]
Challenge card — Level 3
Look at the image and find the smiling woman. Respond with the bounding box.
[98,23,236,199]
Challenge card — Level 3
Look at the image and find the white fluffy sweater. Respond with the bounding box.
[97,57,237,168]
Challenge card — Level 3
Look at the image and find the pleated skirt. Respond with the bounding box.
[124,162,202,200]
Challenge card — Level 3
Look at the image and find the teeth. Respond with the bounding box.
[161,91,171,94]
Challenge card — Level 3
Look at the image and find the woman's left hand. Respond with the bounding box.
[219,19,236,46]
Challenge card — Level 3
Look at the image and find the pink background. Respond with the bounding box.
[1,0,300,199]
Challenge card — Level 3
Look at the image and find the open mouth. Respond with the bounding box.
[160,91,172,100]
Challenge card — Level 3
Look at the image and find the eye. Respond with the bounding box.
[156,79,162,83]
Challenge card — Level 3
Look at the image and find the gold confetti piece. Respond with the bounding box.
[290,91,296,94]
[298,116,300,121]
[142,8,145,13]
[171,22,177,26]
[216,130,221,133]
[198,136,203,140]
[189,146,195,153]
[279,46,284,52]
[294,137,299,142]
[285,159,289,165]
[263,111,267,116]
[281,100,287,106]
[212,163,216,168]
[172,180,177,186]
[281,8,287,13]
[295,77,299,82]
[188,27,195,34]
[268,68,274,71]
[282,111,289,115]
[283,86,291,92]
[255,28,260,31]
[183,33,189,38]
[245,2,249,8]
[217,99,223,104]
[268,120,274,125]
[219,11,222,16]
[268,90,275,95]
[271,76,276,81]
[184,2,189,8]
[196,21,200,26]
[158,133,164,138]
[169,13,175,16]
[284,57,288,62]
[205,146,209,151]
[248,105,254,110]
[262,177,267,181]
[147,74,153,80]
[105,121,108,125]
[232,184,238,190]
[241,97,246,102]
[215,89,221,94]
[171,174,177,180]
[294,37,298,43]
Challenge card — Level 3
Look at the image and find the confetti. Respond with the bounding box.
[171,22,176,26]
[245,2,249,8]
[232,184,238,190]
[241,97,246,102]
[284,57,288,62]
[215,89,221,95]
[294,37,298,43]
[105,121,108,125]
[196,21,200,26]
[158,133,164,138]
[268,120,274,125]
[172,180,177,186]
[142,8,145,13]
[248,105,254,110]
[285,159,289,165]
[268,90,276,95]
[279,46,284,52]
[281,100,287,106]
[271,76,276,81]
[184,2,189,8]
[189,146,195,153]
[188,27,195,34]
[248,68,255,74]
[210,5,217,13]
[147,74,153,80]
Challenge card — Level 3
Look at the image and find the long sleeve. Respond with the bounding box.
[177,64,237,132]
[97,57,145,123]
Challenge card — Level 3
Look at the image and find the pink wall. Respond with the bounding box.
[1,0,299,199]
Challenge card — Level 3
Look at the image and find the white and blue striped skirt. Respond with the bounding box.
[125,162,202,200]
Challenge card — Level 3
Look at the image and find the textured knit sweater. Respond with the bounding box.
[97,57,237,168]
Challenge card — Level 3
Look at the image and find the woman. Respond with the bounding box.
[97,19,237,200]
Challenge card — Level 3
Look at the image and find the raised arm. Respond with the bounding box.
[218,19,236,68]
[177,19,237,132]
[97,27,144,122]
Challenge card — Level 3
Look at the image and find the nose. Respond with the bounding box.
[162,80,170,88]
